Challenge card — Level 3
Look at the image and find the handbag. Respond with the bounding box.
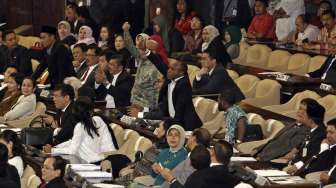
[244,124,263,142]
[21,115,53,148]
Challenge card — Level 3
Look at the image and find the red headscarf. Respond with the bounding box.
[150,34,169,65]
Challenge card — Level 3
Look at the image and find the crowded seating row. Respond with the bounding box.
[233,42,328,75]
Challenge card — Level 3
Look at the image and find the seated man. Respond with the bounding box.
[254,98,325,162]
[0,30,32,76]
[287,14,320,45]
[81,45,100,87]
[192,50,244,102]
[72,43,88,79]
[40,156,67,188]
[94,55,134,108]
[296,118,336,177]
[247,0,274,40]
[307,54,336,83]
[42,84,77,145]
[142,43,202,131]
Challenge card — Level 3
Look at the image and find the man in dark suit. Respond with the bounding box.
[308,55,336,83]
[42,84,77,146]
[94,55,134,108]
[32,26,75,88]
[65,2,84,34]
[144,43,202,131]
[192,49,244,102]
[72,43,88,79]
[297,118,336,177]
[0,30,32,76]
[254,98,324,162]
[39,156,67,188]
[81,45,100,87]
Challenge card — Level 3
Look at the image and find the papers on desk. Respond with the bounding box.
[231,157,257,162]
[70,164,101,171]
[76,171,112,178]
[93,184,125,188]
[254,170,289,177]
[258,72,282,75]
[268,176,305,184]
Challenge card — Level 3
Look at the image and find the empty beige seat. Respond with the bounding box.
[110,123,125,147]
[227,69,239,80]
[233,42,250,64]
[318,95,336,122]
[246,113,266,126]
[235,74,260,98]
[187,64,200,85]
[242,79,281,107]
[202,111,225,134]
[193,97,219,123]
[263,90,321,119]
[237,119,285,154]
[31,59,39,73]
[120,136,152,162]
[21,165,42,188]
[245,44,272,68]
[17,35,41,49]
[286,53,311,75]
[266,50,291,72]
[308,55,327,72]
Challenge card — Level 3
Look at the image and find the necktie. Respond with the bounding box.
[81,68,90,81]
[39,182,47,188]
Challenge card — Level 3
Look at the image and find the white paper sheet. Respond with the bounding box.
[231,157,257,162]
[254,170,289,177]
[77,171,112,178]
[70,164,101,171]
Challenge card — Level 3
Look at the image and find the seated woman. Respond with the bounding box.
[174,0,193,36]
[201,25,232,67]
[218,91,247,145]
[223,26,242,59]
[184,15,203,53]
[153,15,170,53]
[113,34,132,68]
[0,66,18,101]
[44,97,116,163]
[98,25,114,50]
[0,143,20,188]
[71,25,96,49]
[130,124,188,187]
[0,130,24,177]
[0,73,23,116]
[57,21,76,48]
[0,77,36,122]
[113,119,177,184]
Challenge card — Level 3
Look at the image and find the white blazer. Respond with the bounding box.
[4,94,36,121]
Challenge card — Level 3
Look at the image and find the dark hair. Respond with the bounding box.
[301,98,325,125]
[99,25,115,47]
[78,86,96,101]
[54,84,75,101]
[319,0,333,9]
[0,130,23,157]
[67,2,78,12]
[190,145,210,170]
[0,143,8,177]
[175,0,192,20]
[213,140,233,165]
[192,128,211,148]
[2,30,15,40]
[73,43,88,52]
[192,15,204,27]
[51,156,67,177]
[72,96,99,138]
[23,76,36,88]
[175,60,188,75]
[107,54,124,66]
[203,48,218,63]
[322,10,336,18]
[297,14,310,23]
[255,0,269,8]
[9,72,24,89]
[87,44,102,56]
[219,90,237,106]
[76,6,91,20]
[162,118,179,131]
[327,118,336,129]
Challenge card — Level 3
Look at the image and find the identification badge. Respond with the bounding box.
[232,9,237,16]
[302,147,307,158]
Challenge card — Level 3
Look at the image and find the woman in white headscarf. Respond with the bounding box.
[71,25,96,49]
[57,21,76,48]
[201,25,220,52]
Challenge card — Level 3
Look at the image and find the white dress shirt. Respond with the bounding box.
[9,156,23,177]
[52,116,116,163]
[168,76,184,118]
[81,64,98,84]
[195,67,215,81]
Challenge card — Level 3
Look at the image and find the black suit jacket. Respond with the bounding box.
[75,60,88,79]
[330,165,336,184]
[0,45,32,76]
[146,52,202,131]
[308,55,336,83]
[171,165,240,188]
[0,164,20,188]
[293,125,326,164]
[95,71,134,108]
[300,146,336,176]
[53,103,78,145]
[83,65,99,88]
[44,177,66,188]
[192,64,245,102]
[32,41,75,88]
